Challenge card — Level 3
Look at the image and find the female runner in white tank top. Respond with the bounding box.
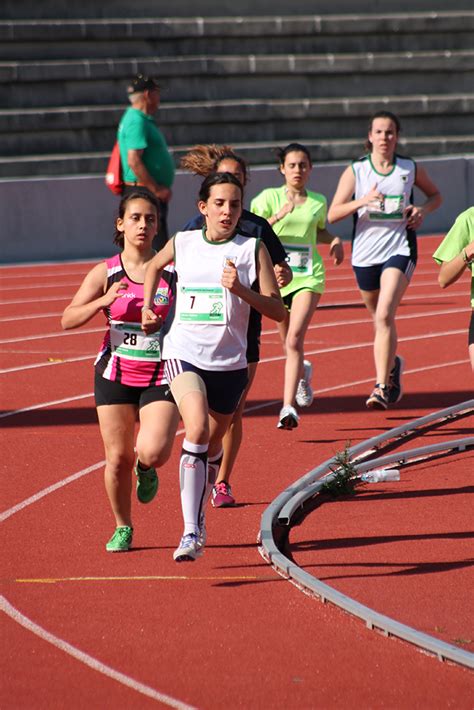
[328,110,442,410]
[142,172,285,562]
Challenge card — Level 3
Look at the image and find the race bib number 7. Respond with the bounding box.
[178,284,226,324]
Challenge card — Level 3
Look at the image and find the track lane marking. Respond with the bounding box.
[0,313,467,374]
[14,575,267,583]
[0,596,197,710]
[1,358,468,523]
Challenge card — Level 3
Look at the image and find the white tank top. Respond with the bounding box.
[162,229,258,370]
[352,155,416,267]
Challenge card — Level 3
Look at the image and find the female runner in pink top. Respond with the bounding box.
[62,191,179,552]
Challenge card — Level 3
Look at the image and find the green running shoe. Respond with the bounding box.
[106,526,133,552]
[135,460,159,504]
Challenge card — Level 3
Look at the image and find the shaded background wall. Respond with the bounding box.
[1,156,472,264]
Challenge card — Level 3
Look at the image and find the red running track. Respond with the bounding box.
[1,236,473,708]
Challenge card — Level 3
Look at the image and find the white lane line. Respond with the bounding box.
[0,461,103,522]
[0,597,197,710]
[259,328,466,365]
[0,303,463,328]
[323,278,442,295]
[0,353,466,703]
[262,306,465,336]
[0,300,467,349]
[0,288,466,309]
[0,325,467,377]
[0,278,443,294]
[0,312,63,323]
[0,296,70,305]
[2,357,468,519]
[0,354,94,375]
[0,327,102,345]
[243,358,469,413]
[0,393,93,420]
[0,266,437,286]
[0,269,91,280]
[1,282,82,292]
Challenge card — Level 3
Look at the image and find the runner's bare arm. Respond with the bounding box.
[221,243,285,322]
[141,238,174,333]
[61,262,127,329]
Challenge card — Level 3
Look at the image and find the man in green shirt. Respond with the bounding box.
[118,74,175,249]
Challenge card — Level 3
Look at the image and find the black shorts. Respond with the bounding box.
[164,360,248,415]
[469,311,474,346]
[282,287,319,311]
[246,309,262,364]
[353,254,416,292]
[94,371,175,409]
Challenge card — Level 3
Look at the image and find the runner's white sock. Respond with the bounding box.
[179,439,208,535]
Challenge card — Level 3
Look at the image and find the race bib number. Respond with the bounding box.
[283,243,313,275]
[178,284,226,324]
[368,195,405,222]
[110,321,161,361]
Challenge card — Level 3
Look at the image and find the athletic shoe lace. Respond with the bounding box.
[215,482,230,495]
[139,467,156,481]
[114,527,131,543]
[180,533,197,548]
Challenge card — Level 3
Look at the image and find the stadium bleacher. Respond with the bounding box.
[1,0,473,179]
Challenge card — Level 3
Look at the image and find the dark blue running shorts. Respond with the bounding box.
[164,360,249,415]
[469,310,474,346]
[353,254,416,292]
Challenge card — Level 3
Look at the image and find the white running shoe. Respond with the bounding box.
[277,404,299,430]
[296,360,314,407]
[173,533,203,562]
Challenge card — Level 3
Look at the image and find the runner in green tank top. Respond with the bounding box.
[251,143,344,430]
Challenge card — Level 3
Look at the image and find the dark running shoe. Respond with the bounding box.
[366,384,389,410]
[388,355,405,404]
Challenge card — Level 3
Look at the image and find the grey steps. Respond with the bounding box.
[1,12,473,59]
[2,94,473,157]
[3,50,474,108]
[2,136,473,180]
[2,0,473,20]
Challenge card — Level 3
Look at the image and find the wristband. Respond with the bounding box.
[141,305,153,312]
[462,248,474,264]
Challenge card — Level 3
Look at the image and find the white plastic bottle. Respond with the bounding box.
[360,469,400,482]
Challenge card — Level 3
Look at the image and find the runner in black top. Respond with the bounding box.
[180,144,292,507]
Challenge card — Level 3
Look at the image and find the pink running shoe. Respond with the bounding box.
[211,481,235,508]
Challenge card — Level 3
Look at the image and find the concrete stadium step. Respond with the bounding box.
[2,136,473,179]
[3,50,474,108]
[2,94,473,157]
[1,0,473,19]
[1,12,472,60]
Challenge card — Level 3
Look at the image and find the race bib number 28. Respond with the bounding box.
[109,321,161,361]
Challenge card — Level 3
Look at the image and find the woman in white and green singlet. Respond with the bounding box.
[142,173,285,562]
[328,111,442,410]
[251,143,344,430]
